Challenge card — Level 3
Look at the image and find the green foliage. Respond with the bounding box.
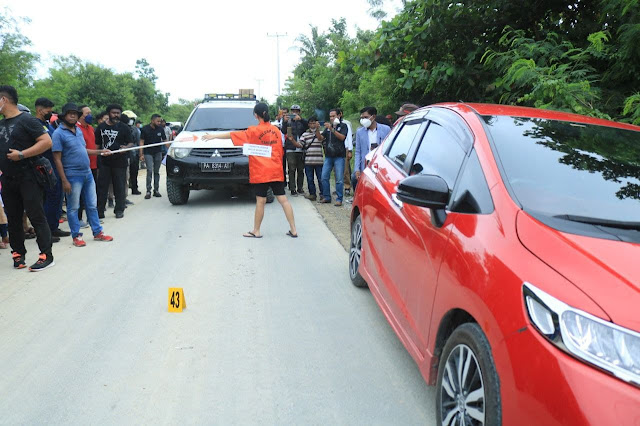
[165,99,196,123]
[0,9,38,88]
[482,29,607,117]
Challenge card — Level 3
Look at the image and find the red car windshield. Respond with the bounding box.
[483,115,640,229]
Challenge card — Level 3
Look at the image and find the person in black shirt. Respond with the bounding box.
[138,114,167,199]
[318,108,348,206]
[95,104,133,219]
[0,85,55,271]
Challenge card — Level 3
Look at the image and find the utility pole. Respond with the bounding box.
[267,33,287,97]
[255,79,264,100]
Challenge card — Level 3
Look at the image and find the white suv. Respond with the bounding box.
[165,94,274,204]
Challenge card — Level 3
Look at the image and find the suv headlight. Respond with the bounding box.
[524,282,640,387]
[168,147,191,159]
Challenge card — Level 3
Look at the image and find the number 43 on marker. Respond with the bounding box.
[168,288,186,312]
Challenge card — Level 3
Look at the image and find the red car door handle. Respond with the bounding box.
[371,163,379,174]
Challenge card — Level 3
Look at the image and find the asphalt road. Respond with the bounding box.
[0,175,435,425]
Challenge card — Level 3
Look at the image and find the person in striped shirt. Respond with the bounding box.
[299,116,324,201]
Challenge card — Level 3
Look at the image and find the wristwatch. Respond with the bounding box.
[18,151,24,160]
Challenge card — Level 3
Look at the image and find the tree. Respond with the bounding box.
[0,8,38,88]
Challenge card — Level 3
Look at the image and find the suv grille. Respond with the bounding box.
[190,147,245,158]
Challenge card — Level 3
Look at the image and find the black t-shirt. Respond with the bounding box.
[140,124,167,155]
[322,122,348,158]
[95,121,133,168]
[0,113,48,177]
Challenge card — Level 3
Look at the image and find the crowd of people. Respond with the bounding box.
[0,80,418,272]
[0,85,173,271]
[274,102,419,205]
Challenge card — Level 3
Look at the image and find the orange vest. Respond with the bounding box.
[231,121,284,184]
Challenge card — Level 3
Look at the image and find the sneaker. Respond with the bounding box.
[145,192,151,199]
[131,189,142,195]
[94,232,113,242]
[52,228,71,237]
[29,253,55,272]
[345,197,353,204]
[78,220,90,229]
[304,194,317,201]
[12,252,26,269]
[334,201,343,207]
[317,198,331,204]
[297,189,305,195]
[73,236,86,247]
[108,198,114,207]
[153,191,162,198]
[115,212,124,219]
[52,236,61,243]
[291,190,298,197]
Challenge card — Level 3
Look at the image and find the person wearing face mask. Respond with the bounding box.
[76,105,99,227]
[34,98,69,242]
[94,104,133,219]
[202,103,298,238]
[350,106,391,199]
[0,85,56,271]
[317,108,349,206]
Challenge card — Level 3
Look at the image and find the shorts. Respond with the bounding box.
[253,181,285,197]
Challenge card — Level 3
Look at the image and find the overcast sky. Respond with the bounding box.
[6,0,402,104]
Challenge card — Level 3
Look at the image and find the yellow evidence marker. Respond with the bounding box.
[168,288,186,312]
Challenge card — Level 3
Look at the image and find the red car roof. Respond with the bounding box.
[433,102,640,132]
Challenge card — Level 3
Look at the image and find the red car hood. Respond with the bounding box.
[516,210,640,332]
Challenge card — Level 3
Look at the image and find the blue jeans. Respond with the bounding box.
[321,156,345,202]
[67,172,103,238]
[305,164,323,196]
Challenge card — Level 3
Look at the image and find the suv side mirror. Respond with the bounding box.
[397,174,450,227]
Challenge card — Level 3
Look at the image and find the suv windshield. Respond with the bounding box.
[185,107,257,132]
[484,115,640,225]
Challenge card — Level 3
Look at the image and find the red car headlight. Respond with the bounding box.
[524,282,640,388]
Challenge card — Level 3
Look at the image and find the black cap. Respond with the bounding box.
[60,102,81,118]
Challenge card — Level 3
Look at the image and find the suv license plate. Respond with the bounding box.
[200,162,232,172]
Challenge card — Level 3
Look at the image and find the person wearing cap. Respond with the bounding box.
[52,103,113,247]
[0,85,56,271]
[281,104,308,196]
[202,103,298,238]
[95,104,134,219]
[393,103,420,126]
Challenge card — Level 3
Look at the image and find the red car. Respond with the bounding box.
[349,103,640,425]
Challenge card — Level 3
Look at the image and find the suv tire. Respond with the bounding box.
[167,179,190,205]
[436,323,501,426]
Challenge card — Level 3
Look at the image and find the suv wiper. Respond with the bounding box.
[553,214,640,231]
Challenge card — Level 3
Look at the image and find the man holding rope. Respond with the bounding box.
[95,104,133,219]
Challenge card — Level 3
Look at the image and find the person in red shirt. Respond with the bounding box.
[76,105,99,225]
[203,103,298,238]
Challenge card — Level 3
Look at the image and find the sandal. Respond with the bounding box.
[243,231,263,238]
[286,231,298,238]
